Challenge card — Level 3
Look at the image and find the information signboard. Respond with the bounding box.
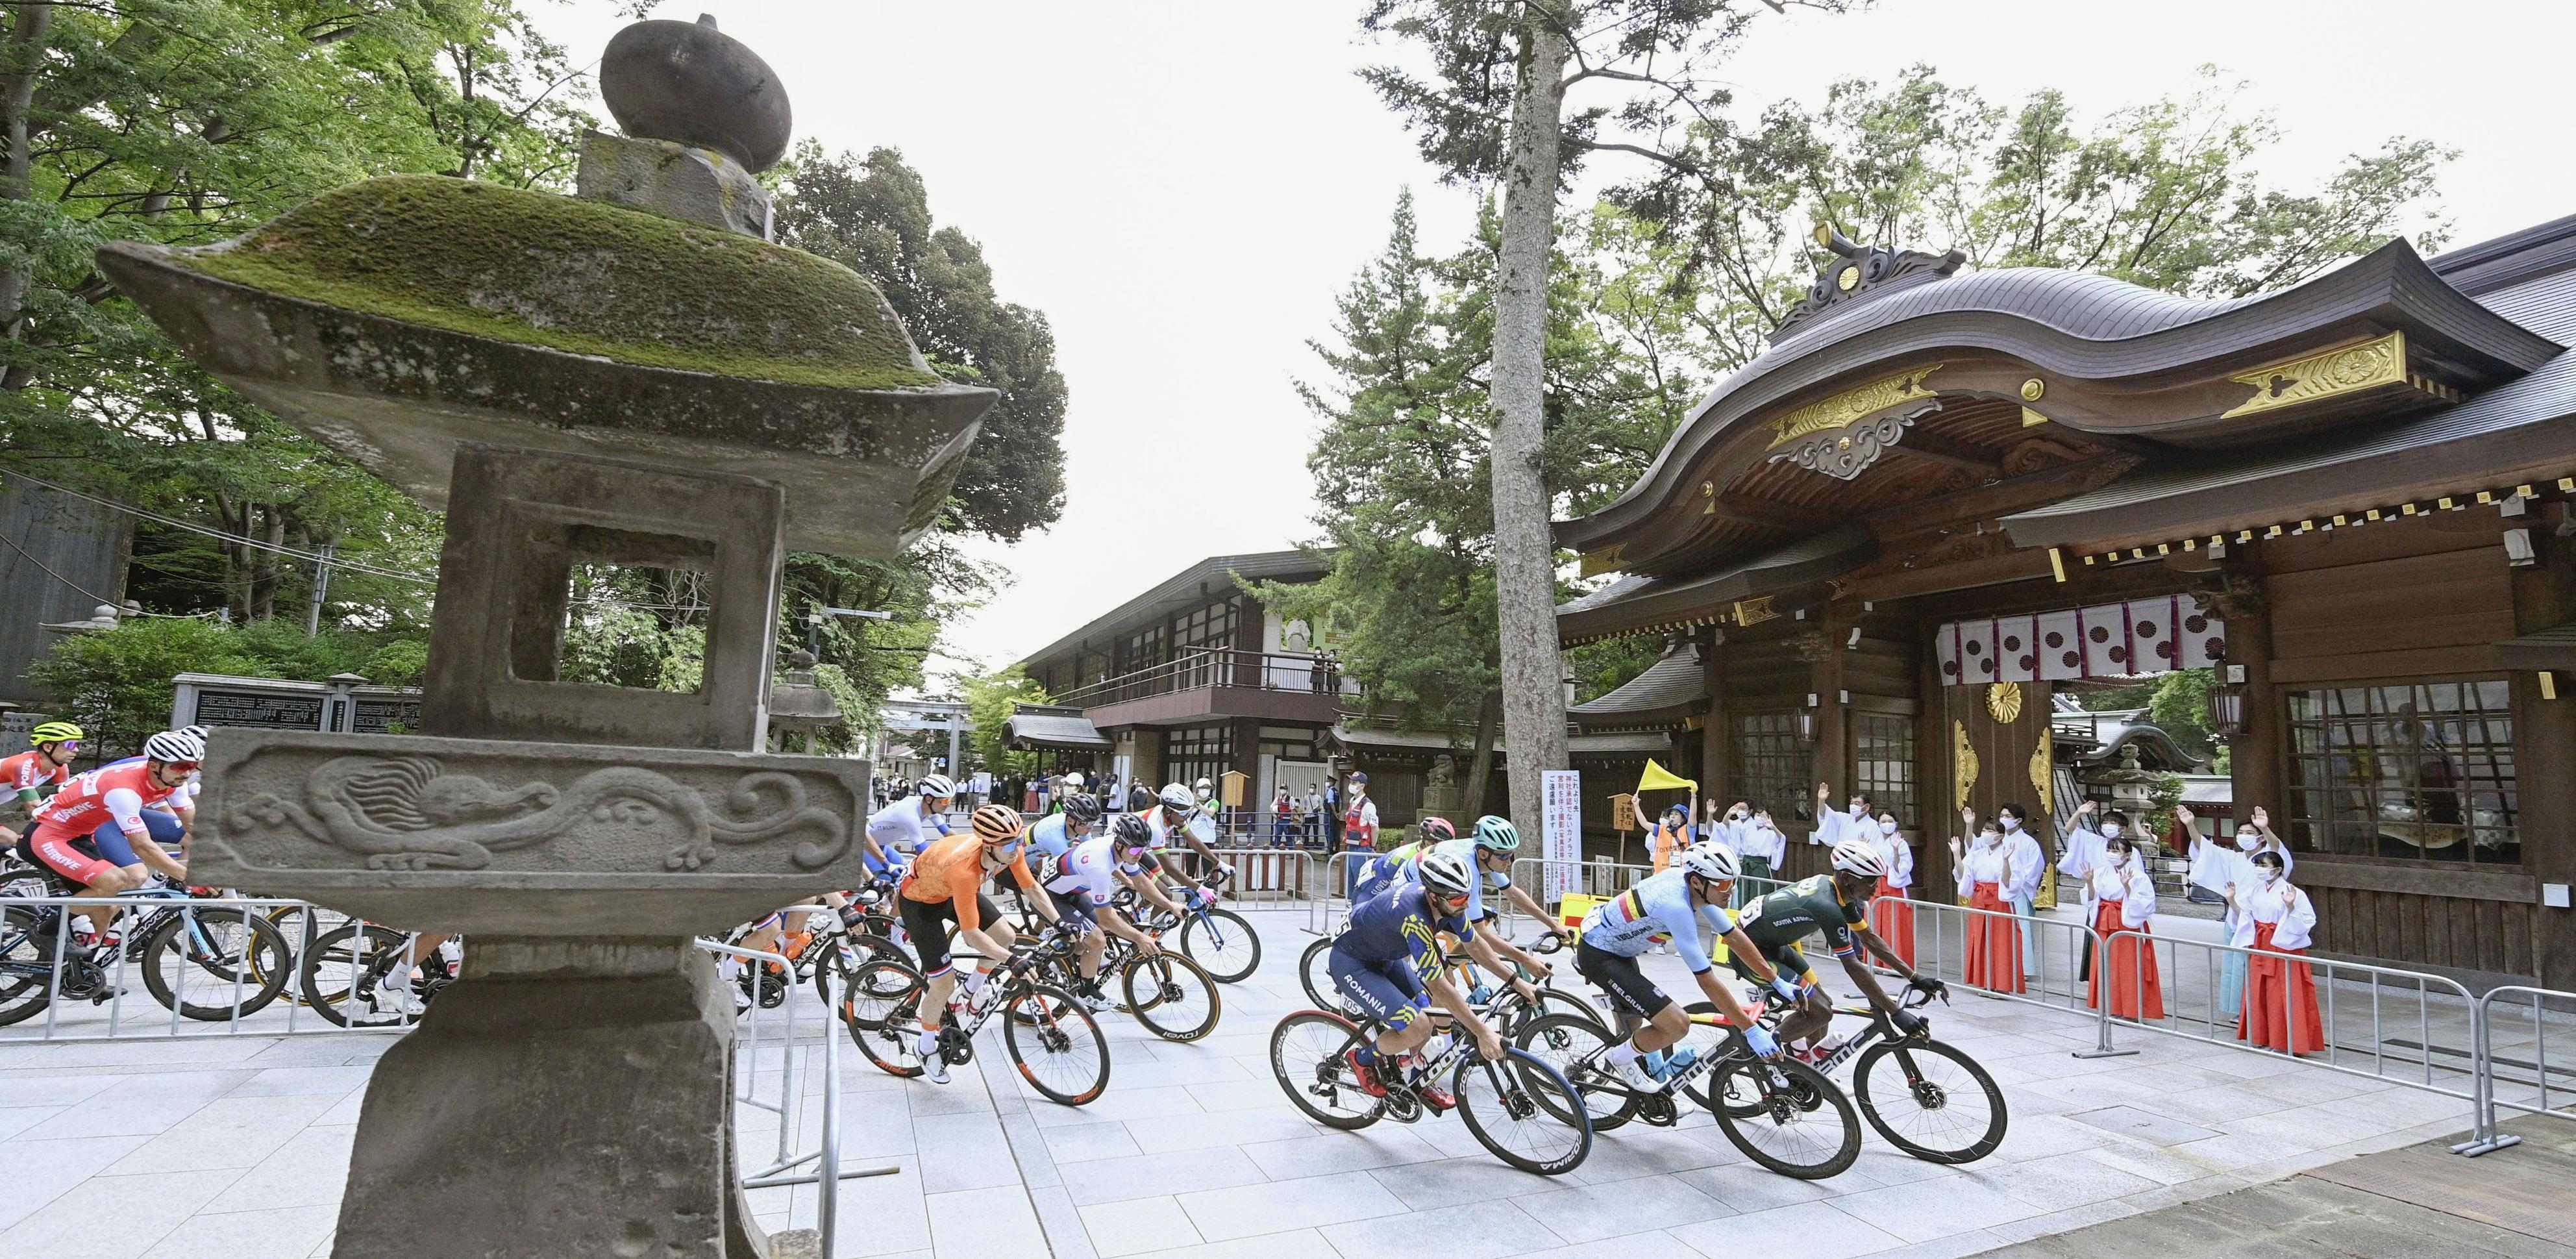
[192,690,327,730]
[1541,769,1582,902]
[352,698,424,734]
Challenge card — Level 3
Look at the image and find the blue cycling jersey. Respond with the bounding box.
[1333,883,1472,984]
[1027,813,1080,862]
[1579,867,1738,974]
[1361,836,1508,919]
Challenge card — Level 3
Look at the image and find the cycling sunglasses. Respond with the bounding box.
[162,760,203,774]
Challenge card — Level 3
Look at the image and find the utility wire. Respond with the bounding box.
[0,466,437,586]
[0,529,122,605]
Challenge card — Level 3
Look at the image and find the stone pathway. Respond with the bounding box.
[0,907,2542,1258]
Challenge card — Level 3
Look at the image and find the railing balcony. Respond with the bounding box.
[1055,648,1363,711]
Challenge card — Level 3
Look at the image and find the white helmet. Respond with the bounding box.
[915,773,955,801]
[1159,782,1195,812]
[1678,841,1740,882]
[1830,838,1889,879]
[1414,851,1475,898]
[143,728,206,763]
[1063,771,1085,788]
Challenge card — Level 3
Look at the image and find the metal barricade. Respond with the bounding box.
[0,891,423,1042]
[2455,984,2576,1156]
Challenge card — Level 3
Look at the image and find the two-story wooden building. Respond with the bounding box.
[1555,219,2576,991]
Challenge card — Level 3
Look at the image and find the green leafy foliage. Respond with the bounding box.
[23,615,417,754]
[960,665,1048,779]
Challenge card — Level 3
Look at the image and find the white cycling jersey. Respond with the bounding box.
[1040,834,1139,908]
[865,797,945,859]
[1579,867,1739,973]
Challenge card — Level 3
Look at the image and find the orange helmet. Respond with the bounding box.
[970,804,1025,845]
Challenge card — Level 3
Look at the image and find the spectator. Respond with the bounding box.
[1650,803,1691,874]
[1870,810,1916,967]
[1950,812,2026,994]
[2231,849,2321,1054]
[1272,788,1293,842]
[1339,772,1378,898]
[1304,783,1325,848]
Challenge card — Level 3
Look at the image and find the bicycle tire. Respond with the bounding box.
[1297,937,1339,1010]
[1707,1056,1861,1180]
[1535,988,1609,1032]
[1178,908,1261,984]
[1453,1047,1592,1175]
[856,1017,930,1078]
[1268,1010,1385,1130]
[841,957,924,1033]
[1002,983,1109,1106]
[1511,1012,1638,1132]
[1121,951,1221,1042]
[1852,1038,2009,1164]
[298,923,412,1028]
[141,906,292,1021]
[812,932,908,1008]
[0,906,55,1027]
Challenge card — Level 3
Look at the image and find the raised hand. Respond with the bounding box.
[2075,799,2096,817]
[2250,805,2270,829]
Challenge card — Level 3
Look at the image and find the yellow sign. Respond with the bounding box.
[1220,769,1248,808]
[1557,893,1607,936]
[1611,793,1639,832]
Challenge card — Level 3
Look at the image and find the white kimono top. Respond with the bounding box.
[2230,880,2316,951]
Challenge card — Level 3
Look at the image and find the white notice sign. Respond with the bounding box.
[1541,769,1582,902]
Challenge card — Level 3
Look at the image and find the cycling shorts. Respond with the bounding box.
[1576,937,1671,1019]
[1328,945,1430,1030]
[1727,941,1813,988]
[1048,887,1099,932]
[89,809,184,867]
[897,891,1002,978]
[20,825,117,885]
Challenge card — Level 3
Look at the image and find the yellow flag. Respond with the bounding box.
[1635,758,1697,794]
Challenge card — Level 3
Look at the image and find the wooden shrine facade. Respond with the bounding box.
[1555,220,2576,991]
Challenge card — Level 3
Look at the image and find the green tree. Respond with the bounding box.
[21,613,422,755]
[774,144,1070,544]
[960,665,1048,780]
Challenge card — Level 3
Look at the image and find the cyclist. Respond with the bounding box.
[1575,841,1787,1091]
[1,721,83,837]
[1733,837,1944,1064]
[1027,792,1101,862]
[1151,782,1232,882]
[1328,851,1513,1107]
[865,772,955,873]
[897,803,1061,1084]
[1358,816,1568,951]
[16,728,202,944]
[1037,813,1166,1011]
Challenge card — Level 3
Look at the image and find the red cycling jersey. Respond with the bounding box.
[2,749,71,799]
[32,762,184,839]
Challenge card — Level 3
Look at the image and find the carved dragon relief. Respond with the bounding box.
[228,757,850,873]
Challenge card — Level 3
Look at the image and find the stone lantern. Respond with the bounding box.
[95,16,993,1259]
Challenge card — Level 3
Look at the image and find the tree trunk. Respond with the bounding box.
[0,3,54,332]
[1489,10,1572,840]
[1462,689,1501,820]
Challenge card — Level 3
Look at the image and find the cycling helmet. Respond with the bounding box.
[1678,841,1740,882]
[1829,837,1889,879]
[1416,816,1457,843]
[1414,851,1475,899]
[30,721,82,745]
[1472,815,1520,853]
[1063,793,1102,824]
[179,725,207,741]
[969,803,1024,844]
[915,773,956,801]
[1158,782,1195,812]
[1111,814,1154,849]
[143,728,205,764]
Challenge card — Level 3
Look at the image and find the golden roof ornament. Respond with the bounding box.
[1773,224,1967,345]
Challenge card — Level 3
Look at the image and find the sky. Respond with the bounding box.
[545,1,2576,688]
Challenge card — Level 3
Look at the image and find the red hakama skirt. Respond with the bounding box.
[1964,880,2025,993]
[2240,921,2323,1054]
[2087,899,2164,1020]
[1873,877,1915,966]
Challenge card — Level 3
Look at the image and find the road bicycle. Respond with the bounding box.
[1122,872,1261,984]
[296,921,458,1027]
[0,867,295,1026]
[840,934,1111,1106]
[1300,927,1604,1032]
[1723,983,2007,1164]
[1269,981,1592,1175]
[1022,918,1222,1043]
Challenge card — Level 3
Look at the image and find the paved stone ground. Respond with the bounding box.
[0,906,2545,1258]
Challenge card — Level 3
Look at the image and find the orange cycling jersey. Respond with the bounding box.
[32,762,183,837]
[899,832,1036,932]
[3,750,71,799]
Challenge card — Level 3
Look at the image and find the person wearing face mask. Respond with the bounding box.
[1995,801,2045,977]
[1949,812,2026,993]
[1651,803,1692,875]
[1715,800,1783,908]
[2085,832,2164,1020]
[1812,782,1877,858]
[2183,803,2292,1019]
[1870,810,1916,966]
[2061,799,2130,982]
[2228,849,2321,1053]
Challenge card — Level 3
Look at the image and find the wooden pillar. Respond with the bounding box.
[1916,619,1956,897]
[1700,630,1729,802]
[2208,566,2282,830]
[2512,503,2576,989]
[1794,625,1842,881]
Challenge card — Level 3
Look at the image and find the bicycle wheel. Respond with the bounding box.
[1298,937,1339,1009]
[857,1018,929,1079]
[1707,1056,1861,1180]
[1535,987,1609,1031]
[841,957,924,1033]
[1002,983,1110,1106]
[1268,1010,1384,1130]
[0,906,55,1027]
[813,933,908,1007]
[142,906,292,1021]
[1676,1001,1747,1112]
[1179,908,1261,984]
[1121,952,1221,1042]
[1852,1038,2008,1164]
[1512,1012,1636,1132]
[297,923,410,1028]
[1453,1048,1592,1175]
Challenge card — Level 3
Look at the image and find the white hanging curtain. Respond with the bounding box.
[1937,597,2225,684]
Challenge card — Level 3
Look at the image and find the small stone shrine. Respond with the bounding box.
[96,15,994,1258]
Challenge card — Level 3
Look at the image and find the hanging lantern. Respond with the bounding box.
[2207,684,2248,738]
